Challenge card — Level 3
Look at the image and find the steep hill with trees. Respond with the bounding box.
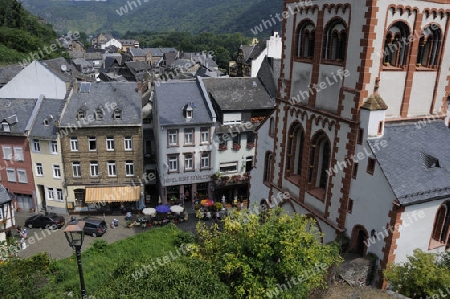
[20,0,283,38]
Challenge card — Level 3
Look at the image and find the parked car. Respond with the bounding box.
[25,213,65,229]
[81,217,107,237]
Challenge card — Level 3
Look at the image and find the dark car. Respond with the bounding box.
[25,213,65,229]
[82,217,107,237]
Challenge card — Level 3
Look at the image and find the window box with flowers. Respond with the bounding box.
[246,142,254,149]
[219,144,227,151]
[232,143,241,151]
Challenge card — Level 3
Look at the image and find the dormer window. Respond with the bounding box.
[184,103,193,119]
[2,122,10,132]
[95,109,103,120]
[187,110,192,118]
[114,109,122,120]
[77,109,85,120]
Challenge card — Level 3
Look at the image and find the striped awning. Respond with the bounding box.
[85,186,140,203]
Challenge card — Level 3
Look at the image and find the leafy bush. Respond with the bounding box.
[173,231,196,247]
[384,249,450,298]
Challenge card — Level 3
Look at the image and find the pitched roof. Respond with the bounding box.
[201,77,275,111]
[368,121,450,206]
[59,82,142,127]
[129,48,151,57]
[0,98,38,135]
[30,99,65,139]
[257,57,280,99]
[0,64,23,87]
[0,184,12,204]
[39,58,74,82]
[155,80,214,126]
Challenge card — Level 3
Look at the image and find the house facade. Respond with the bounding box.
[58,82,144,212]
[153,80,216,203]
[0,184,15,242]
[250,0,450,288]
[0,98,42,212]
[29,99,67,215]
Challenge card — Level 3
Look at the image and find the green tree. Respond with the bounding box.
[384,249,450,298]
[192,207,342,299]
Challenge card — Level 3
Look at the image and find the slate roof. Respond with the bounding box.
[368,121,450,206]
[40,58,73,82]
[155,80,214,126]
[180,52,218,69]
[257,57,280,99]
[125,61,150,73]
[0,98,38,135]
[0,184,12,204]
[201,77,275,111]
[0,64,22,87]
[59,82,142,127]
[30,99,65,139]
[247,42,267,63]
[129,48,151,57]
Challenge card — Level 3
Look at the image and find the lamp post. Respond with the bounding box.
[64,221,87,299]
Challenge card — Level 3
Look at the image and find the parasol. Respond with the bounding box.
[200,199,214,207]
[170,205,184,213]
[155,204,171,213]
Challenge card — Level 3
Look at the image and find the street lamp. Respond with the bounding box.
[64,221,87,299]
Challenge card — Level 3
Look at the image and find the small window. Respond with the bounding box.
[269,117,275,137]
[377,121,384,135]
[77,110,85,120]
[32,139,41,153]
[6,168,16,182]
[347,198,354,214]
[88,137,97,151]
[168,130,178,146]
[12,147,23,161]
[72,162,81,177]
[187,110,192,118]
[124,137,133,151]
[90,162,99,177]
[2,122,10,132]
[70,137,78,151]
[107,161,117,176]
[106,137,115,151]
[357,128,364,145]
[56,189,63,201]
[95,109,103,120]
[352,162,358,179]
[200,152,210,169]
[2,146,12,160]
[53,165,61,178]
[184,128,194,145]
[47,187,54,200]
[114,109,122,120]
[35,163,44,176]
[219,162,238,173]
[125,161,134,176]
[200,128,210,144]
[17,169,27,183]
[50,141,58,154]
[367,158,376,175]
[184,154,194,171]
[168,155,178,172]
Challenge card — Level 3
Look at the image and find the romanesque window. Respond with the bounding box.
[309,132,331,189]
[263,152,273,183]
[383,22,410,67]
[431,202,450,247]
[296,21,315,58]
[323,19,347,62]
[417,25,441,67]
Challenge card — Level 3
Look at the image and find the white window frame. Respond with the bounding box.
[70,137,78,151]
[168,155,178,172]
[72,162,81,177]
[2,146,12,160]
[6,168,16,182]
[201,152,210,169]
[49,141,58,154]
[56,189,63,201]
[184,154,193,171]
[184,128,194,145]
[52,164,61,179]
[17,169,27,183]
[35,163,44,176]
[168,130,178,146]
[106,137,115,151]
[124,137,133,151]
[125,161,134,176]
[201,128,210,144]
[32,139,41,153]
[13,147,24,161]
[88,137,97,151]
[107,161,117,177]
[90,162,99,177]
[46,187,55,200]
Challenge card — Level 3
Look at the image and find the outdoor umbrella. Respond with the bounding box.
[155,204,171,213]
[200,199,214,207]
[170,205,184,213]
[142,208,156,216]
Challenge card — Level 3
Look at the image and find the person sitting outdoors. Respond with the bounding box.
[125,211,132,221]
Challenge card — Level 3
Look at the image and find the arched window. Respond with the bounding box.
[383,22,410,67]
[286,122,305,177]
[431,202,450,245]
[417,25,441,67]
[296,21,315,58]
[323,19,347,61]
[309,132,331,190]
[263,152,273,183]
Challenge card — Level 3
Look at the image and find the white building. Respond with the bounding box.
[250,0,450,289]
[153,79,216,203]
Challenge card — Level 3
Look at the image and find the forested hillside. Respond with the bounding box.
[20,0,283,37]
[0,0,65,65]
